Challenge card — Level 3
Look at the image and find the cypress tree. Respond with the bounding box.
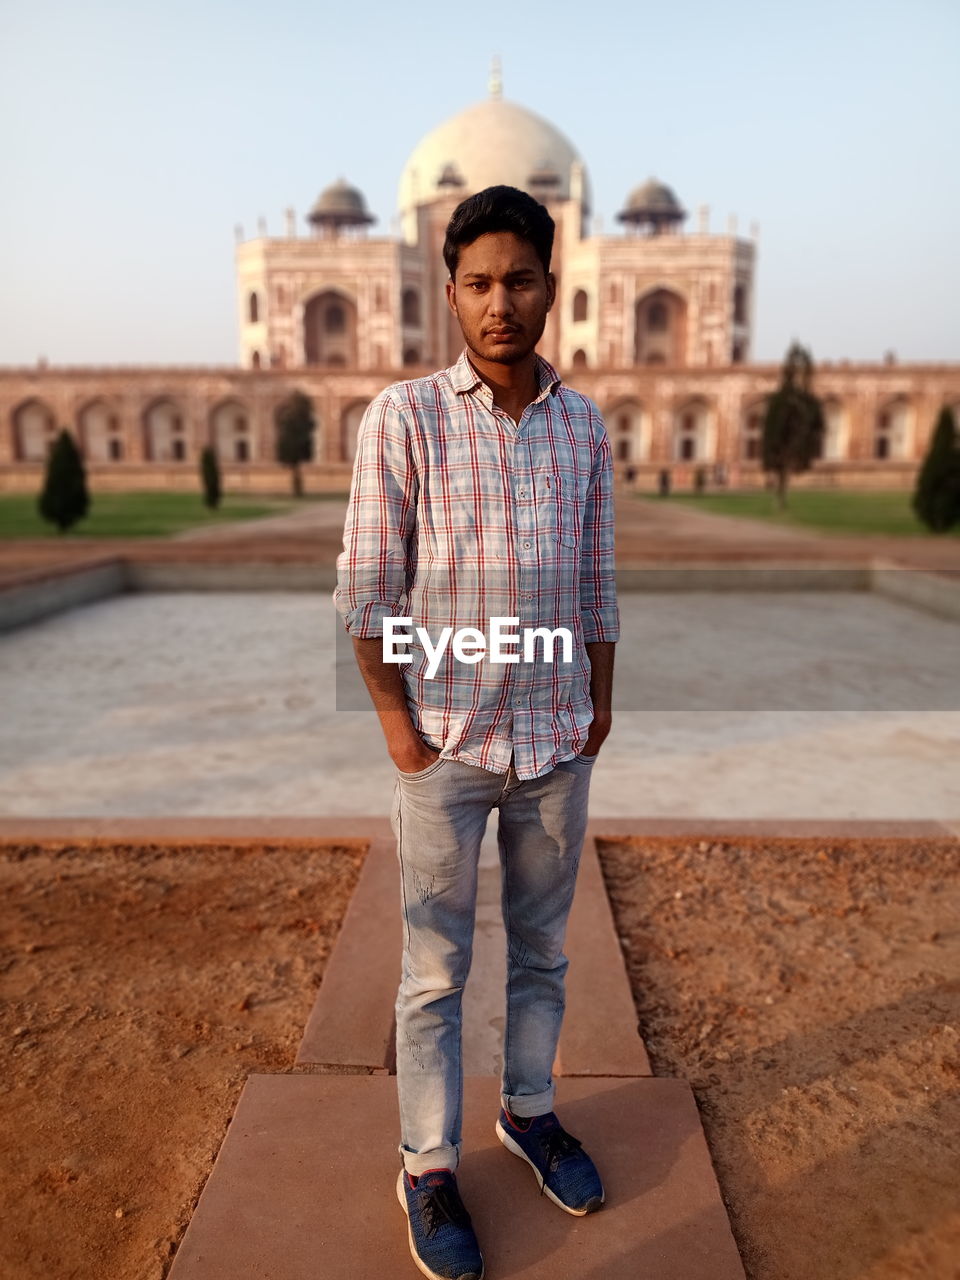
[275,392,316,497]
[912,406,960,533]
[37,428,89,533]
[762,343,826,509]
[200,444,222,510]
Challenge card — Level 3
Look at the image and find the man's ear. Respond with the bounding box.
[545,271,556,312]
[445,278,458,316]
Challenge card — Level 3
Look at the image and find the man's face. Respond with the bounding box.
[445,231,555,367]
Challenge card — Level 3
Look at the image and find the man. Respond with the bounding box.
[335,185,618,1280]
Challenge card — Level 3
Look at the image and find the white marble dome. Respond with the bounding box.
[398,95,590,239]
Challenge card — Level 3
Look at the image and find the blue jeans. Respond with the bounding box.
[390,751,597,1175]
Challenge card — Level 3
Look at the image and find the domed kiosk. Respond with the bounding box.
[307,179,376,237]
[617,178,687,235]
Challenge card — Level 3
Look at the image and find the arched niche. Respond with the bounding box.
[741,398,768,461]
[606,399,648,463]
[78,399,123,463]
[635,288,687,366]
[210,400,253,463]
[874,397,913,460]
[304,289,358,367]
[674,399,712,462]
[12,399,57,462]
[143,399,188,463]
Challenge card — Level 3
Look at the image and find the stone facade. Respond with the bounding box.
[2,361,958,496]
[2,80,958,494]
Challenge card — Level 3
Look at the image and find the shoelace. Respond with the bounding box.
[540,1126,584,1183]
[419,1181,473,1238]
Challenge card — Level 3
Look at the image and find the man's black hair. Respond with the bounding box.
[443,185,555,279]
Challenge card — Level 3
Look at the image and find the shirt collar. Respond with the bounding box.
[448,348,562,402]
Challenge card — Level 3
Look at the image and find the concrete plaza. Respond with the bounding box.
[0,586,957,819]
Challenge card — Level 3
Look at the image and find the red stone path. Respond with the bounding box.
[2,494,960,590]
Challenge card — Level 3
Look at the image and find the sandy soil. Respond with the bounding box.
[596,836,960,1280]
[0,839,365,1280]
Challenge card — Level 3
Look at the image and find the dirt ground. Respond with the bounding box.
[596,836,960,1280]
[5,834,958,1280]
[0,840,365,1280]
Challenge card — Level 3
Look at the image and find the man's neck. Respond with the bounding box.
[468,351,540,425]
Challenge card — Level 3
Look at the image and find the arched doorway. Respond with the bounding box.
[12,399,57,462]
[210,400,253,463]
[143,399,188,463]
[634,288,687,365]
[304,290,358,367]
[78,399,122,462]
[607,400,647,464]
[874,398,913,460]
[674,400,711,461]
[741,399,767,462]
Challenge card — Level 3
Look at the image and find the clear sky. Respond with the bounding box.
[1,0,957,368]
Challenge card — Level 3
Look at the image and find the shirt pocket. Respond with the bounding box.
[541,472,579,548]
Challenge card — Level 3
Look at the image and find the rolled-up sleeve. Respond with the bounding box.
[333,389,418,638]
[579,408,620,644]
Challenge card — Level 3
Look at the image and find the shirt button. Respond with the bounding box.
[518,488,525,496]
[523,541,531,548]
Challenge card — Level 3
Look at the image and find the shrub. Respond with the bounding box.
[275,392,316,497]
[37,428,89,533]
[912,406,960,533]
[200,445,222,510]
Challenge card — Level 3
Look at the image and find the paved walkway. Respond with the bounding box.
[3,494,960,588]
[147,819,756,1277]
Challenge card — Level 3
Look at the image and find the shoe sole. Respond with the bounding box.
[494,1121,605,1217]
[395,1171,484,1280]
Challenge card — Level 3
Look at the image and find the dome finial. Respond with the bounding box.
[488,53,502,100]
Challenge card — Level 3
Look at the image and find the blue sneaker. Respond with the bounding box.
[495,1108,604,1215]
[396,1167,484,1280]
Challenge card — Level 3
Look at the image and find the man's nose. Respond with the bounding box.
[486,284,514,317]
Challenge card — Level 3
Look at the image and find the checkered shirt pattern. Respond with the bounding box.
[334,349,619,780]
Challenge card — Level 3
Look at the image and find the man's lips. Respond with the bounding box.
[486,327,519,338]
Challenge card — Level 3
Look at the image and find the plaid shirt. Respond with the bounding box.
[334,349,619,779]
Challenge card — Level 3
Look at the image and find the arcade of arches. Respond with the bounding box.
[3,369,958,492]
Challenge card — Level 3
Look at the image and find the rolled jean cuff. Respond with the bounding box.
[501,1082,556,1119]
[399,1141,461,1176]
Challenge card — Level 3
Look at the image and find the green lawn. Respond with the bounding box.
[0,491,305,538]
[661,489,960,537]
